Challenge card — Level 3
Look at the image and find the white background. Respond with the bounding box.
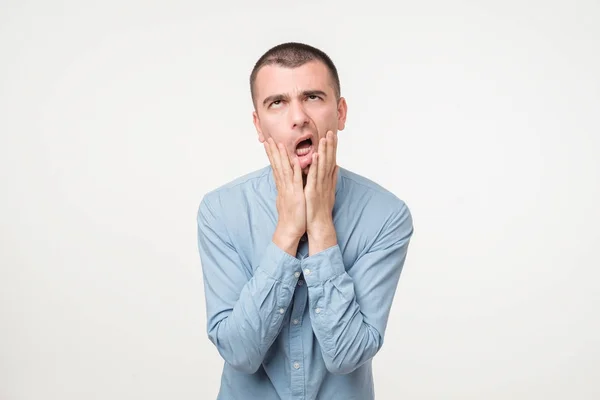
[1,1,599,399]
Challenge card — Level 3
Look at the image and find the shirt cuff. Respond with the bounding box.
[255,241,303,288]
[301,244,346,286]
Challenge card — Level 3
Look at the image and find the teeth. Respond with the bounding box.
[296,146,312,156]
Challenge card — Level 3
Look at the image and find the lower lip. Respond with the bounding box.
[295,146,314,170]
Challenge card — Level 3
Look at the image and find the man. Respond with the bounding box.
[196,42,414,399]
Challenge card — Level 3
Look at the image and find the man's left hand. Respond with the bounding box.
[305,130,339,255]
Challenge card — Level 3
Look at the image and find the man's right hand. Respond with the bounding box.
[264,138,306,256]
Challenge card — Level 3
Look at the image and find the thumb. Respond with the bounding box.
[292,156,302,187]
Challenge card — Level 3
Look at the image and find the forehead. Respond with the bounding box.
[254,61,335,99]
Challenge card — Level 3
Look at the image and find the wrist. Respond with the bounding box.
[306,217,334,238]
[307,220,337,255]
[272,224,302,256]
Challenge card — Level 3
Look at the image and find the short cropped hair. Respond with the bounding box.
[249,42,341,106]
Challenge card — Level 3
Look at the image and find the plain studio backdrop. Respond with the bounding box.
[1,1,599,399]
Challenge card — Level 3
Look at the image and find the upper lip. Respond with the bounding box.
[293,133,314,148]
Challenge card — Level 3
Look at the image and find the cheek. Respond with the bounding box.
[260,117,288,143]
[259,117,277,137]
[313,108,338,134]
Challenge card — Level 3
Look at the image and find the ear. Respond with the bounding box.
[253,110,266,143]
[336,97,348,131]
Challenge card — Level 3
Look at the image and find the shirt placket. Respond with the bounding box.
[289,236,309,399]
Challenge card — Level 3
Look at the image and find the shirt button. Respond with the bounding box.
[279,308,285,314]
[315,308,321,314]
[292,319,299,325]
[293,362,300,369]
[304,268,311,275]
[294,271,301,278]
[297,280,304,286]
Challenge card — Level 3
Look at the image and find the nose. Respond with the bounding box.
[289,100,309,129]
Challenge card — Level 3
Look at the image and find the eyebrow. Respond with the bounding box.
[262,90,328,107]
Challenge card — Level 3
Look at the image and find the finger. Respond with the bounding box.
[326,131,335,176]
[307,152,318,190]
[264,141,275,168]
[292,155,302,188]
[268,138,282,169]
[277,143,293,184]
[267,138,284,184]
[332,131,338,168]
[264,141,277,186]
[332,164,339,188]
[318,136,327,184]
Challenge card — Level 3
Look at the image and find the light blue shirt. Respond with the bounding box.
[196,165,414,400]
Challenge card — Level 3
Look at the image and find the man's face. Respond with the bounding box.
[252,60,347,174]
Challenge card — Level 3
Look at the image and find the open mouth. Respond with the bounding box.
[295,137,314,170]
[295,138,313,157]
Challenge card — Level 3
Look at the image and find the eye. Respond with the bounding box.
[307,95,320,101]
[269,100,283,108]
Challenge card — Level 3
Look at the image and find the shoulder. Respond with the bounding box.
[339,167,410,213]
[197,165,271,218]
[338,167,414,243]
[200,166,270,204]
